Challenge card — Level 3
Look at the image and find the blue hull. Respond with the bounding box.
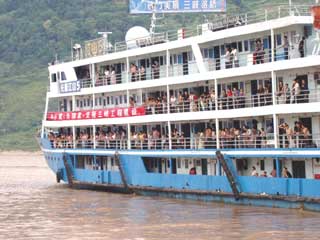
[41,138,320,212]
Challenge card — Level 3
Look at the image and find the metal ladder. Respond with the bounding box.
[63,154,74,187]
[114,152,132,193]
[216,151,241,200]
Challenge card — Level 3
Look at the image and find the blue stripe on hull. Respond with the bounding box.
[41,145,320,211]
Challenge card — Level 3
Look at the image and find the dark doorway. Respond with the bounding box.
[214,46,221,70]
[201,159,208,175]
[292,161,306,178]
[171,158,177,174]
[182,52,188,75]
[299,117,312,133]
[251,80,258,107]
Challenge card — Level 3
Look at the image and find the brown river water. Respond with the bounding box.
[0,152,320,240]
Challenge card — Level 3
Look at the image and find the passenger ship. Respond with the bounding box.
[40,3,320,211]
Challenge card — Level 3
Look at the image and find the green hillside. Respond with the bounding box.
[0,0,312,150]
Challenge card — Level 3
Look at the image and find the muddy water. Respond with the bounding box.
[0,152,319,240]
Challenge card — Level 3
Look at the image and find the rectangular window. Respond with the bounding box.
[237,41,243,52]
[76,100,79,108]
[260,160,265,171]
[276,34,282,46]
[221,45,225,55]
[177,159,181,168]
[160,56,164,65]
[61,72,67,81]
[249,39,255,51]
[244,40,249,52]
[177,54,183,64]
[196,159,201,166]
[185,159,189,169]
[263,38,269,49]
[209,48,214,58]
[51,73,57,83]
[203,48,209,58]
[304,25,313,38]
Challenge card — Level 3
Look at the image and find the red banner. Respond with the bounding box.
[47,107,145,121]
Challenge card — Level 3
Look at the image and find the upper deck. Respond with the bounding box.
[47,4,317,99]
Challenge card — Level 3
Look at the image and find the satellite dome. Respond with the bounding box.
[125,26,150,49]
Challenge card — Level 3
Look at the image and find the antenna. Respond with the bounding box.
[98,31,112,53]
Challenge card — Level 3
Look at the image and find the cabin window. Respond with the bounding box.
[83,99,86,107]
[203,48,209,58]
[249,39,255,51]
[124,95,127,104]
[177,54,183,64]
[76,100,79,108]
[159,56,164,65]
[99,97,102,106]
[51,73,57,83]
[61,72,67,81]
[103,99,106,106]
[244,40,249,52]
[304,25,313,37]
[314,72,320,84]
[237,42,243,52]
[209,48,214,58]
[260,160,265,171]
[177,159,181,168]
[185,159,189,169]
[80,100,83,108]
[221,45,225,55]
[263,38,269,49]
[276,34,282,46]
[57,72,61,81]
[196,159,201,166]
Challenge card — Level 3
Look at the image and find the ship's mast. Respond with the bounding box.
[149,0,159,36]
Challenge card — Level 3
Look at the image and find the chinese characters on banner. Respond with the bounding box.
[47,107,146,121]
[129,0,226,14]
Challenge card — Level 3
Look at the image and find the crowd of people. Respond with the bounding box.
[130,61,160,82]
[47,119,315,150]
[277,78,309,104]
[278,121,314,148]
[251,166,293,178]
[95,66,119,86]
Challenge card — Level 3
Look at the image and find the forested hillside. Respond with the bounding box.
[0,0,309,150]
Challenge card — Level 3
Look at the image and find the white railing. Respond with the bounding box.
[278,134,319,149]
[56,4,312,63]
[275,88,320,105]
[49,132,320,150]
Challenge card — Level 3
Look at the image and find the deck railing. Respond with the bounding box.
[49,132,320,150]
[48,4,313,65]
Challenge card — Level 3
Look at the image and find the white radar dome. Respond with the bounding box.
[125,26,150,49]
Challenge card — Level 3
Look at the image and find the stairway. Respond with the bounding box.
[62,154,74,187]
[216,151,241,200]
